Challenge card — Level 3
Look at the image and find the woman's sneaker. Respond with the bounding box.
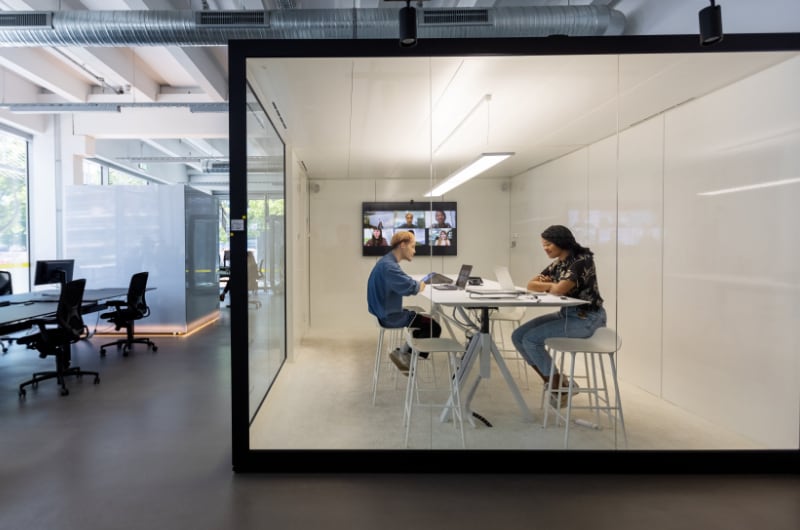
[549,381,580,408]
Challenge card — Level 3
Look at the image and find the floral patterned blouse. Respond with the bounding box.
[540,252,604,311]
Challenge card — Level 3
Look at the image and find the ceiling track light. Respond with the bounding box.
[699,0,723,46]
[399,0,417,48]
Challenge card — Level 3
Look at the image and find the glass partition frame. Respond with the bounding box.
[229,35,800,473]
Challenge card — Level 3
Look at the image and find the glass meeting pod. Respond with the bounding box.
[229,36,800,472]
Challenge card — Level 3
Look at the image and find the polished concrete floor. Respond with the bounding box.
[1,310,798,530]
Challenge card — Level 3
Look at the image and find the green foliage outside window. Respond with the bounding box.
[0,133,28,259]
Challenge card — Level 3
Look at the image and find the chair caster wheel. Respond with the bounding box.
[60,388,69,396]
[93,376,100,384]
[152,345,158,352]
[100,348,106,356]
[19,389,26,398]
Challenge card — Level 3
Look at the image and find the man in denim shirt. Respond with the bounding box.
[367,231,441,372]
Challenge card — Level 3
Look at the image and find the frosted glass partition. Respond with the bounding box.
[64,184,219,334]
[185,187,221,326]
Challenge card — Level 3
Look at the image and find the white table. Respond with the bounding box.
[415,275,587,426]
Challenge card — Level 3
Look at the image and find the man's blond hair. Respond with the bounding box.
[390,230,414,248]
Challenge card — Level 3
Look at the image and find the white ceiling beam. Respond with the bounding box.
[82,0,229,102]
[0,0,84,9]
[0,49,89,103]
[167,48,228,102]
[57,48,160,102]
[141,138,205,171]
[0,108,47,134]
[182,137,226,157]
[0,65,44,103]
[79,0,155,9]
[72,106,228,138]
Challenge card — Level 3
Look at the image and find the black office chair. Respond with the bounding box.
[17,278,100,397]
[0,270,10,295]
[98,271,158,356]
[1,270,17,353]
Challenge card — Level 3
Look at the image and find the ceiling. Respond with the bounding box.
[249,51,796,186]
[0,1,794,195]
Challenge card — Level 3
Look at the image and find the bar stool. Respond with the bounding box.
[489,306,528,388]
[402,328,466,448]
[371,319,405,405]
[541,327,627,449]
[371,307,436,405]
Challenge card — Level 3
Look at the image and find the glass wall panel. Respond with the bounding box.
[616,51,800,450]
[243,83,286,422]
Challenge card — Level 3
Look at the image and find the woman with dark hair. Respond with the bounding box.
[511,225,606,407]
[364,226,388,247]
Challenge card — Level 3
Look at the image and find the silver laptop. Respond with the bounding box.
[433,264,473,290]
[466,266,526,295]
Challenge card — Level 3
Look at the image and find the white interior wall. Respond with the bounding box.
[617,117,665,395]
[286,149,309,360]
[509,56,800,448]
[306,177,510,340]
[660,55,800,449]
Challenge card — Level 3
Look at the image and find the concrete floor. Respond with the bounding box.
[1,312,798,530]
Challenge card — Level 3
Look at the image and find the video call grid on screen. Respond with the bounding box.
[362,201,457,257]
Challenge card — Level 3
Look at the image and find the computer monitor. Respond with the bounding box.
[34,259,75,286]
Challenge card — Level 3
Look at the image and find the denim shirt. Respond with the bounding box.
[367,251,419,328]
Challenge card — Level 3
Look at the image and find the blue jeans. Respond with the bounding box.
[511,306,607,379]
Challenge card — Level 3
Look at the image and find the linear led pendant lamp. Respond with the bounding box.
[699,0,724,46]
[424,152,514,197]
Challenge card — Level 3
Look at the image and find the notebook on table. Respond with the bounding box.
[431,264,473,290]
[466,265,526,296]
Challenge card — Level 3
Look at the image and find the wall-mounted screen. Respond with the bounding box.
[362,201,457,257]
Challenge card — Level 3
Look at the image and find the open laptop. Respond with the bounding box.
[466,265,526,295]
[432,264,473,290]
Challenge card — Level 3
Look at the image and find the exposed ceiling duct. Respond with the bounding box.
[0,7,625,47]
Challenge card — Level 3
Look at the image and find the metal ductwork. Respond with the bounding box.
[0,7,625,47]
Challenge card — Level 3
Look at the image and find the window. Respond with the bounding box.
[0,129,30,293]
[82,159,149,186]
[108,167,147,186]
[82,159,102,185]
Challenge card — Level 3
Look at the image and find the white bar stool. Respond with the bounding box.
[402,328,466,448]
[371,320,405,405]
[541,327,627,449]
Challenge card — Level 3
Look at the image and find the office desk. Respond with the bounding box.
[0,287,131,336]
[417,277,586,425]
[0,300,59,335]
